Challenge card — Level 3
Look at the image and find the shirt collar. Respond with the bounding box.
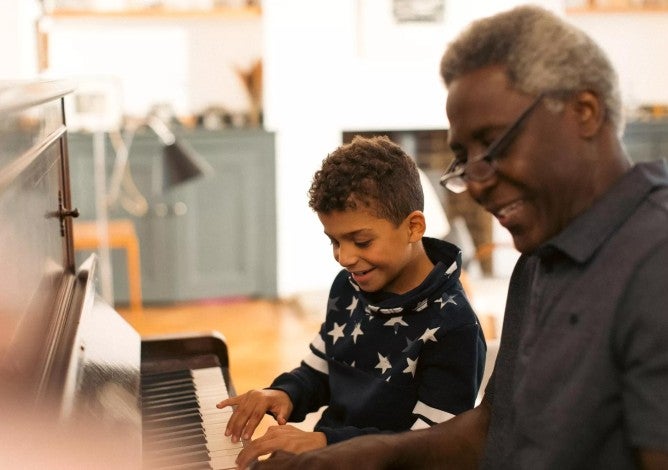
[537,160,668,264]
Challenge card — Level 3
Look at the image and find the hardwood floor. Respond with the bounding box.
[119,298,323,437]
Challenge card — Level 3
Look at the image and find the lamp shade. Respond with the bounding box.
[161,139,213,191]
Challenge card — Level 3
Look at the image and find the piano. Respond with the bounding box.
[0,81,243,469]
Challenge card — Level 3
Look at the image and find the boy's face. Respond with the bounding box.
[318,206,423,294]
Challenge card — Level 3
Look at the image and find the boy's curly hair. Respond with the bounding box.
[308,135,424,226]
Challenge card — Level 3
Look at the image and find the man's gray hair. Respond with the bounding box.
[440,5,624,135]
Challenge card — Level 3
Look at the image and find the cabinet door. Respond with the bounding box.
[171,130,276,300]
[623,121,668,163]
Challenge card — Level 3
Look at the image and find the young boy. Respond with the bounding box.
[218,135,486,469]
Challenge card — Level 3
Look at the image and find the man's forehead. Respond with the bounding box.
[446,66,514,113]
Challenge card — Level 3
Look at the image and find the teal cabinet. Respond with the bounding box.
[623,120,668,163]
[67,128,276,303]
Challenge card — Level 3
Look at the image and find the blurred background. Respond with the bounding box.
[2,0,667,336]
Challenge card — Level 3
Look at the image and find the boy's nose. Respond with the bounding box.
[336,244,357,268]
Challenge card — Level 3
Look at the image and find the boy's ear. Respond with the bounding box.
[406,210,426,242]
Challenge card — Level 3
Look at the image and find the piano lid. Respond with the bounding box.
[0,80,74,114]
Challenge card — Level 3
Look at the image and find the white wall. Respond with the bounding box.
[40,11,262,117]
[0,2,41,79]
[566,12,668,110]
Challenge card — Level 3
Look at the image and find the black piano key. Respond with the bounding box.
[143,391,198,405]
[143,378,194,393]
[144,412,203,430]
[143,401,200,416]
[143,399,200,417]
[145,432,208,451]
[143,383,197,397]
[145,423,203,439]
[142,369,192,383]
[148,462,212,470]
[145,442,209,458]
[145,448,211,466]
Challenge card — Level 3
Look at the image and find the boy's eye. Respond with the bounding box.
[355,240,371,248]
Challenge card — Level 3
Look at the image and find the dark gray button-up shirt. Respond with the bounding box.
[482,160,668,469]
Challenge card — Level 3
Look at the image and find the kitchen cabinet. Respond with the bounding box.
[67,128,276,303]
[622,120,668,163]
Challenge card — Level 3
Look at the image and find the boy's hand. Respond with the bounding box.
[217,389,293,443]
[235,425,326,470]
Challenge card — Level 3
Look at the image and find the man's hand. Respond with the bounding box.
[235,425,326,469]
[217,389,293,443]
[250,400,493,470]
[249,434,398,470]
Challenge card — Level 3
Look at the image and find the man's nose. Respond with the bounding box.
[466,173,497,201]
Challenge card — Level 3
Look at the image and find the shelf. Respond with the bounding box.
[566,1,668,13]
[567,6,668,13]
[46,5,261,19]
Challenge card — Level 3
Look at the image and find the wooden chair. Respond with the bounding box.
[73,219,143,313]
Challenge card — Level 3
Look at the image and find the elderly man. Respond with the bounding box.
[251,5,668,469]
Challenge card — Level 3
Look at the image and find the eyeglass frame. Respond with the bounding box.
[439,92,547,193]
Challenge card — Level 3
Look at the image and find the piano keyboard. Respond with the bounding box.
[142,367,243,470]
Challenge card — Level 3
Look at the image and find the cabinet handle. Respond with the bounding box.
[173,201,188,216]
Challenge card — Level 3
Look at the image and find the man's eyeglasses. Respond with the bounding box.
[440,93,546,193]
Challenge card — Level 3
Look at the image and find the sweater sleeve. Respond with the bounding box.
[267,324,331,422]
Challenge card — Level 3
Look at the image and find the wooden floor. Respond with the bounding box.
[119,298,323,437]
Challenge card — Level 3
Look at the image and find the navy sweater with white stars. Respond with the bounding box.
[269,237,487,444]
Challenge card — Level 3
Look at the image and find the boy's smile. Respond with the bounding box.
[318,206,433,294]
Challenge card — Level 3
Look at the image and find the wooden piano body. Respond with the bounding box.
[0,81,240,469]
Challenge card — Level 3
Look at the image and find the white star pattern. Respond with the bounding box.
[420,326,440,343]
[415,299,429,312]
[346,296,359,316]
[403,357,418,376]
[384,316,408,328]
[351,322,364,343]
[435,293,457,310]
[328,322,346,344]
[384,316,409,334]
[375,353,392,374]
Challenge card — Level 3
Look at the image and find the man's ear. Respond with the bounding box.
[406,210,426,242]
[572,90,605,138]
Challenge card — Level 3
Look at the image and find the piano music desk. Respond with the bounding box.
[73,219,143,313]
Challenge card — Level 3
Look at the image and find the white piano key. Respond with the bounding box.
[142,366,242,470]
